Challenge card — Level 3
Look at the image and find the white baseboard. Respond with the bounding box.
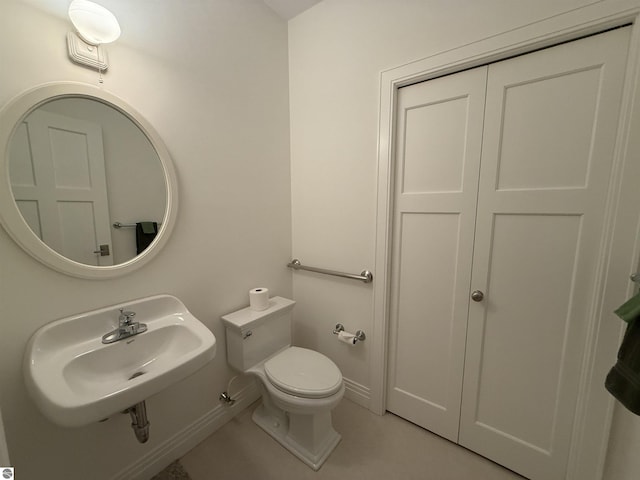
[111,381,260,480]
[111,375,371,479]
[343,377,371,410]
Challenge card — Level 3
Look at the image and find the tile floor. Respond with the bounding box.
[151,460,191,480]
[179,398,525,480]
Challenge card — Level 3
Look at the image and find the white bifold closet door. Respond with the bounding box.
[386,26,630,480]
[386,65,487,441]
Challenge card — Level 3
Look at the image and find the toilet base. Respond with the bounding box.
[252,402,341,471]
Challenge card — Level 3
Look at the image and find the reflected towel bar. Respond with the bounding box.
[287,258,373,284]
[113,222,162,229]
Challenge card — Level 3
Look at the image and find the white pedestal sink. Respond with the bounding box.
[23,294,216,427]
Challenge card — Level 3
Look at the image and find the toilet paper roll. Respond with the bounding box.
[249,287,270,311]
[338,331,357,345]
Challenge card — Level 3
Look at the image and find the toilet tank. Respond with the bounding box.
[221,296,295,371]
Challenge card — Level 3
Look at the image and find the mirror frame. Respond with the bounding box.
[0,82,178,279]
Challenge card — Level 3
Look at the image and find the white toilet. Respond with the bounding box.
[221,296,344,470]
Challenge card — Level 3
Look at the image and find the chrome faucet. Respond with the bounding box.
[102,308,148,344]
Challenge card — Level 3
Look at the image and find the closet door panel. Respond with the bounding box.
[472,213,583,448]
[386,66,487,442]
[459,27,631,480]
[393,212,462,408]
[401,96,468,193]
[496,67,601,190]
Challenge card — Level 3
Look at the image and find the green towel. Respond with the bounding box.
[615,293,640,323]
[606,292,640,416]
[605,319,640,415]
[139,221,156,235]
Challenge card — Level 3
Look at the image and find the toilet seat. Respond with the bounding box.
[264,346,342,399]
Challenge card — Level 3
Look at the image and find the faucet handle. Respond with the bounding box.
[118,308,136,324]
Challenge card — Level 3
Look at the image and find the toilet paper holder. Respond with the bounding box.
[333,323,366,343]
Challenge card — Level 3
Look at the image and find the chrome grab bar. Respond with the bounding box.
[287,259,373,284]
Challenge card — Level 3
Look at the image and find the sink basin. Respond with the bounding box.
[24,294,216,427]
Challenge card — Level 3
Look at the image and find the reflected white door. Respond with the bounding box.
[386,66,487,441]
[387,26,630,480]
[459,27,630,480]
[9,109,113,266]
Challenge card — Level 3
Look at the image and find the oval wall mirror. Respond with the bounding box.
[0,82,178,279]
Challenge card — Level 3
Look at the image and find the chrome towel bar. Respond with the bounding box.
[287,258,373,284]
[113,222,162,229]
[632,273,640,284]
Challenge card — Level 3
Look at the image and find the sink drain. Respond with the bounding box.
[128,371,145,380]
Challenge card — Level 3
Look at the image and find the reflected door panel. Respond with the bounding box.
[9,109,113,266]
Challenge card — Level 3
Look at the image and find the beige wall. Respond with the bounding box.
[3,0,640,479]
[0,1,290,478]
[288,1,640,479]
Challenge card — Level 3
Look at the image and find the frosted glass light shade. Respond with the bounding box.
[68,0,121,45]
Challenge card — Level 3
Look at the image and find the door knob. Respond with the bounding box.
[471,290,484,302]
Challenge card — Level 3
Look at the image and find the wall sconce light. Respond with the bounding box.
[67,0,121,72]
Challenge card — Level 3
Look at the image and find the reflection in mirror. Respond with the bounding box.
[8,97,166,266]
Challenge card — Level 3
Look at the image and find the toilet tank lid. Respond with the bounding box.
[221,296,295,333]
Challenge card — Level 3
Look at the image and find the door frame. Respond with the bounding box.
[372,2,640,479]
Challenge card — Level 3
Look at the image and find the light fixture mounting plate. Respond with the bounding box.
[67,32,108,71]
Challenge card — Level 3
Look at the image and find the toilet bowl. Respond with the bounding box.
[221,297,344,470]
[249,346,344,469]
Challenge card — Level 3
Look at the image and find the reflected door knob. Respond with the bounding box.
[471,290,484,302]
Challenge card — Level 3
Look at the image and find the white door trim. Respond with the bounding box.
[372,2,640,480]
